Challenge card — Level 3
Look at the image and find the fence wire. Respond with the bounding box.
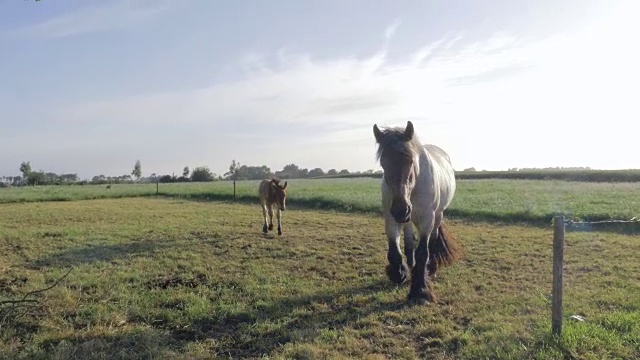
[564,217,639,226]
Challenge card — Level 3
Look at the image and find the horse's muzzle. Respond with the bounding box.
[390,205,411,223]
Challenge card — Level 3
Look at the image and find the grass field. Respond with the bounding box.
[318,169,640,182]
[1,178,639,225]
[1,178,639,359]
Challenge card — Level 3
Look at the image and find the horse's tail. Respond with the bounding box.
[429,222,463,267]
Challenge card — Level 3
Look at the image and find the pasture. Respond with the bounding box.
[1,178,639,224]
[1,179,639,359]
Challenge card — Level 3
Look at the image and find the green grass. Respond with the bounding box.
[318,169,640,182]
[2,178,638,227]
[1,198,639,359]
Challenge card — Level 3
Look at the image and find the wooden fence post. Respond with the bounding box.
[156,179,159,195]
[233,180,236,201]
[552,215,565,335]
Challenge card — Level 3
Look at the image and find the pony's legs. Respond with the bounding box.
[408,211,436,304]
[261,203,269,233]
[268,206,274,230]
[427,211,443,278]
[385,217,410,284]
[276,209,283,235]
[403,223,416,269]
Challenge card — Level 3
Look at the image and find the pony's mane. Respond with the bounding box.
[270,178,285,188]
[375,126,423,162]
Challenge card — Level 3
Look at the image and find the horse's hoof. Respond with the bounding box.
[386,263,409,285]
[269,224,274,231]
[408,287,435,305]
[277,229,282,236]
[407,295,430,306]
[262,225,268,233]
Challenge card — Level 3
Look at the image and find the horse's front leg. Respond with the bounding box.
[403,223,416,269]
[276,209,283,235]
[385,217,410,284]
[268,205,274,231]
[408,212,436,305]
[262,204,269,233]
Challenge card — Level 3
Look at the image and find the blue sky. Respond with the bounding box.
[1,0,637,179]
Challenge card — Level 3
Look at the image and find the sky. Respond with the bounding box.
[0,0,638,179]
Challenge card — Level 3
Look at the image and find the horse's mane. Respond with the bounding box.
[270,178,285,189]
[375,126,423,162]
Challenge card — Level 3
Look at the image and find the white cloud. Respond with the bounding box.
[5,0,172,40]
[384,18,402,40]
[19,5,640,176]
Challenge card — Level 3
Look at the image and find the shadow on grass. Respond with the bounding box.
[26,279,417,359]
[29,237,175,269]
[26,328,182,360]
[153,278,412,358]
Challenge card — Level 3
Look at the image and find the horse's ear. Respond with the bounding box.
[373,124,382,143]
[283,181,287,190]
[404,121,414,141]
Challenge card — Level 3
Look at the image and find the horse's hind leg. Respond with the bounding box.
[403,223,416,269]
[268,205,274,231]
[427,212,443,278]
[385,217,410,284]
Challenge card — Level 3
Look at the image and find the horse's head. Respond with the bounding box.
[271,179,288,211]
[373,121,419,224]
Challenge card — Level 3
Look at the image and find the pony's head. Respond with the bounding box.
[373,121,421,223]
[271,179,288,211]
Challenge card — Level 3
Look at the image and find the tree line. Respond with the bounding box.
[0,160,379,187]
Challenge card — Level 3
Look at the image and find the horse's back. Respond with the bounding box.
[422,144,456,211]
[258,179,271,203]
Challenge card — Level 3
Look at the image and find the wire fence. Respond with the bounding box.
[551,215,638,335]
[564,217,639,226]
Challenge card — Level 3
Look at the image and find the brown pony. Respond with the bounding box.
[259,178,288,235]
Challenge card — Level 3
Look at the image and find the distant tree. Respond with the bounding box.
[91,175,107,184]
[191,166,215,182]
[338,169,350,175]
[60,173,79,183]
[183,166,190,177]
[159,175,174,183]
[235,165,272,180]
[327,169,338,176]
[224,160,241,180]
[131,160,142,181]
[464,167,477,172]
[283,164,299,173]
[19,161,32,178]
[275,163,310,179]
[308,168,325,178]
[26,171,46,186]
